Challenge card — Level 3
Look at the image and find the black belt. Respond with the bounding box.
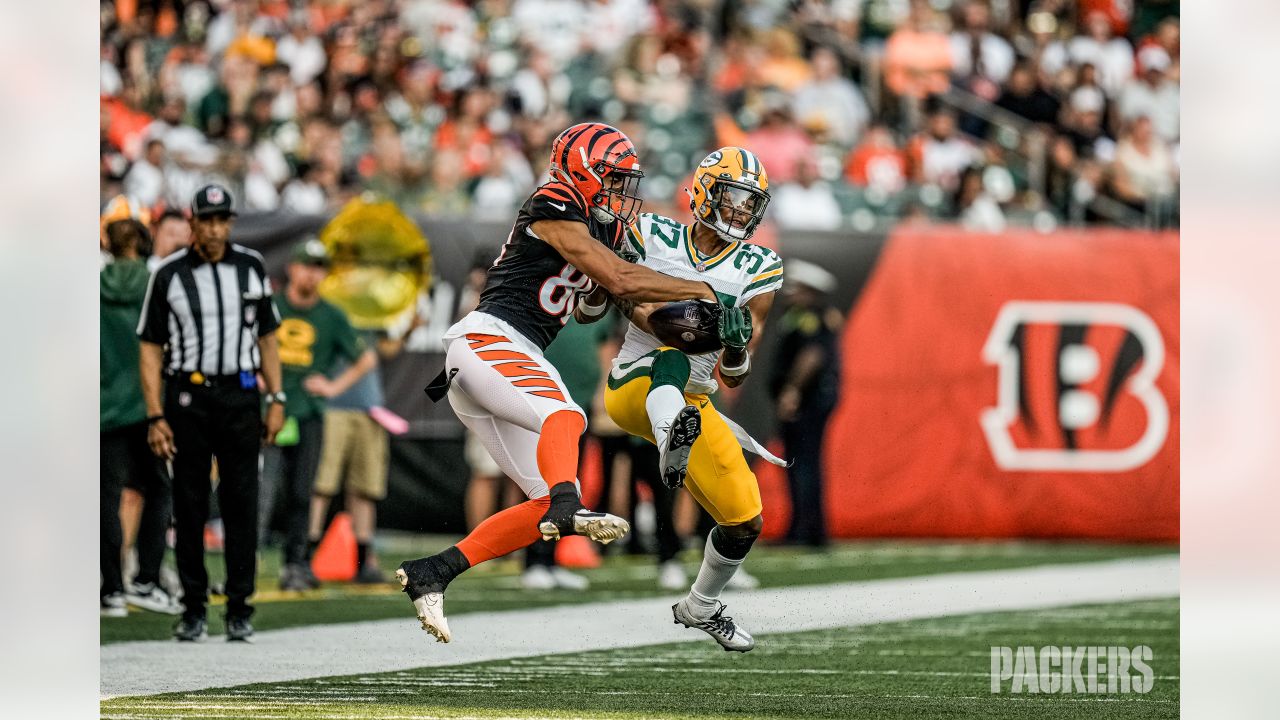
[165,371,256,388]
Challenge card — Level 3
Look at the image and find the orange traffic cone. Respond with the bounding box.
[311,512,357,582]
[555,534,602,569]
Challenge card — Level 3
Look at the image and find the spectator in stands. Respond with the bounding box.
[770,260,842,549]
[281,161,330,214]
[1045,135,1079,219]
[949,0,1015,101]
[883,0,953,104]
[1061,85,1115,162]
[100,0,1177,229]
[745,97,813,186]
[419,149,472,216]
[758,28,813,93]
[124,139,168,208]
[953,165,1006,232]
[1111,115,1177,211]
[471,140,535,221]
[844,124,908,194]
[1057,10,1134,98]
[995,61,1061,127]
[908,107,979,192]
[1118,46,1179,143]
[276,11,326,86]
[791,46,871,149]
[772,155,843,231]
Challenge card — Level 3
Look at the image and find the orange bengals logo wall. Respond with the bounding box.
[819,228,1178,540]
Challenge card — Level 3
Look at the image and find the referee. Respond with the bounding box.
[138,184,285,642]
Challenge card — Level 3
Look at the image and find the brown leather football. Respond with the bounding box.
[648,300,722,355]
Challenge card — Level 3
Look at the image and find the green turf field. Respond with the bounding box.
[101,597,1178,720]
[101,539,1176,644]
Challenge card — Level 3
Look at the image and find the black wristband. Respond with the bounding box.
[146,414,165,425]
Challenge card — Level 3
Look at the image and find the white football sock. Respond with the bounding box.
[686,531,744,614]
[646,384,687,449]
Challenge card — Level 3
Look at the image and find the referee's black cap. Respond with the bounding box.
[191,184,238,218]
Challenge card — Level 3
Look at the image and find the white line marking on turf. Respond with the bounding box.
[101,556,1177,699]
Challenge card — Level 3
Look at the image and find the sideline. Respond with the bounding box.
[101,555,1178,699]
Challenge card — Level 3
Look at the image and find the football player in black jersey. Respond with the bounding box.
[396,123,748,642]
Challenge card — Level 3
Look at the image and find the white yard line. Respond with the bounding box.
[101,555,1178,699]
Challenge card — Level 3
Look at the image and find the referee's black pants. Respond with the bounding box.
[166,380,262,621]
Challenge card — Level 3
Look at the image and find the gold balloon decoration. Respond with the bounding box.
[318,193,433,330]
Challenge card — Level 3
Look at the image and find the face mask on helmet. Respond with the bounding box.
[589,163,644,225]
[702,180,769,241]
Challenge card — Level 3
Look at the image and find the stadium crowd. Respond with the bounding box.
[101,0,1180,233]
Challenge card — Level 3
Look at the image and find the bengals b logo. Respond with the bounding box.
[981,302,1170,472]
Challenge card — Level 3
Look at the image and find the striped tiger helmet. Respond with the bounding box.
[549,122,644,224]
[688,147,770,241]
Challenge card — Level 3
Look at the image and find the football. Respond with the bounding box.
[648,300,722,355]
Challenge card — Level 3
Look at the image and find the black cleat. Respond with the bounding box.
[395,557,453,642]
[659,405,702,489]
[173,615,208,642]
[225,616,254,643]
[537,485,629,544]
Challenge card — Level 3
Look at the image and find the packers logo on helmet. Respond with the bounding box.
[688,147,770,241]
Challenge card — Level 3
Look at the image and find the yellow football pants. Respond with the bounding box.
[603,355,762,526]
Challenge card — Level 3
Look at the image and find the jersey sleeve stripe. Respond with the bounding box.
[750,267,783,284]
[753,260,783,278]
[743,271,784,294]
[627,224,646,254]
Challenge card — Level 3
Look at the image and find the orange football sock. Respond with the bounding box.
[537,410,586,490]
[456,497,551,566]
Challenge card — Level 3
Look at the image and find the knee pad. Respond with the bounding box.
[649,348,692,392]
[710,520,761,561]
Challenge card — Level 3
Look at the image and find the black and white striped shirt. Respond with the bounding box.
[137,244,282,375]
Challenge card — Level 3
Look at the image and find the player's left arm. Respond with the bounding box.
[718,290,774,388]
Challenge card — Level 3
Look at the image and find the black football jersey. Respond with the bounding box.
[475,180,627,350]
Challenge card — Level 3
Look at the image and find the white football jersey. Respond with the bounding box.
[615,212,784,395]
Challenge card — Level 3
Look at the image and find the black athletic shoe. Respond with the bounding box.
[659,405,702,489]
[395,557,453,643]
[537,486,629,544]
[173,615,207,642]
[225,616,254,643]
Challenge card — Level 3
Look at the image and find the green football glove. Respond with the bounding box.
[718,304,753,353]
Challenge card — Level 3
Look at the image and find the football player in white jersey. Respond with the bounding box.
[582,147,786,652]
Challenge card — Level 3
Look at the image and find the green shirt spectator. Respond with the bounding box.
[100,253,150,431]
[273,292,365,421]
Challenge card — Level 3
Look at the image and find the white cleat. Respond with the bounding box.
[549,566,590,591]
[395,568,451,643]
[539,509,630,545]
[658,560,688,591]
[726,567,761,590]
[672,598,755,652]
[659,405,702,489]
[520,565,557,590]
